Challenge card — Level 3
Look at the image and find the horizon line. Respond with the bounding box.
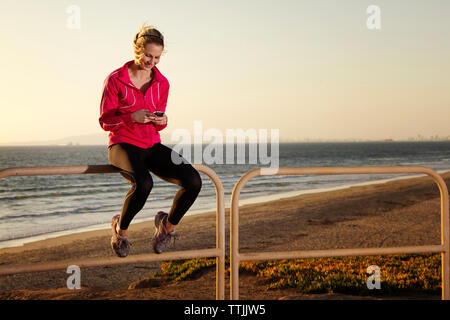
[1,138,450,147]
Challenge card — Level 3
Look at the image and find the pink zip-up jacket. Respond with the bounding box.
[99,60,169,149]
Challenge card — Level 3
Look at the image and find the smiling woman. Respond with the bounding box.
[98,23,203,258]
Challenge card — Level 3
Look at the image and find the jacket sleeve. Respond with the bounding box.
[155,82,170,131]
[99,77,134,132]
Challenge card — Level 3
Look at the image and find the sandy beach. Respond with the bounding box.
[0,171,449,300]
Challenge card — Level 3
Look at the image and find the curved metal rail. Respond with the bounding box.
[230,166,449,300]
[0,164,226,300]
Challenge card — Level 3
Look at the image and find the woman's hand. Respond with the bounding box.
[152,113,168,126]
[132,109,155,124]
[131,109,167,125]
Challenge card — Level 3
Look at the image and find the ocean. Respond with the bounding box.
[0,141,449,248]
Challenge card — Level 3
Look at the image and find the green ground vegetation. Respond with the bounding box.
[151,254,442,296]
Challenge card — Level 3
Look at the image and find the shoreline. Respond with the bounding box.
[1,169,448,250]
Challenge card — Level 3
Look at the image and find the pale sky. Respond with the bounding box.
[0,0,449,144]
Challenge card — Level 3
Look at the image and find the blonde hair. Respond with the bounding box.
[133,23,165,65]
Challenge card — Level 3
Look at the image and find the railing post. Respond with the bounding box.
[431,170,450,300]
[230,169,260,300]
[192,164,226,300]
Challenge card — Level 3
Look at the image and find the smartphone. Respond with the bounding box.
[153,111,165,117]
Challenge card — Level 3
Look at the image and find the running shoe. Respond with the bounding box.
[110,214,131,258]
[153,211,177,254]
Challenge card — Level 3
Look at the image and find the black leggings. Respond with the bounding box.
[108,142,202,230]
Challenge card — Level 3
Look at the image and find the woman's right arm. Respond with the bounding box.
[99,77,134,131]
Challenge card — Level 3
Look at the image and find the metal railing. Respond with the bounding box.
[230,166,450,300]
[0,164,226,300]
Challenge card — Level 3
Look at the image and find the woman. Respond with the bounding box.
[99,24,202,257]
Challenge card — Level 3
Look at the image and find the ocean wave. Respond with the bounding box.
[0,206,107,221]
[0,187,129,201]
[0,181,125,194]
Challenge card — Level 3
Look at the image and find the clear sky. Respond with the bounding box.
[0,0,449,144]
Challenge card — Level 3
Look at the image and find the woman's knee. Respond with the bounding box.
[135,175,154,195]
[183,168,202,193]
